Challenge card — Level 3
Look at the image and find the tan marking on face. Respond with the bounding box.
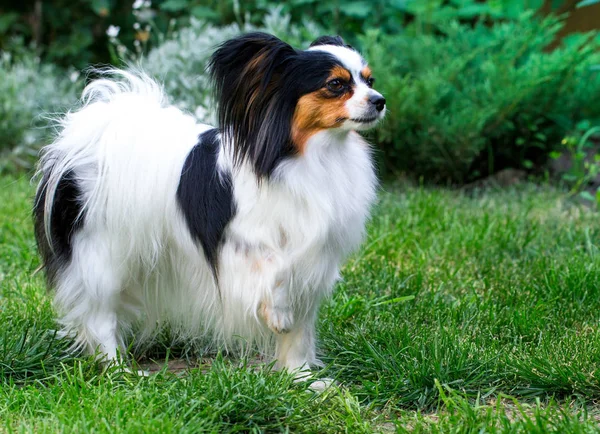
[330,65,352,83]
[360,66,374,102]
[361,66,372,103]
[291,66,353,152]
[361,65,372,79]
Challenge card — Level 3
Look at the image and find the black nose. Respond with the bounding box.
[369,95,386,112]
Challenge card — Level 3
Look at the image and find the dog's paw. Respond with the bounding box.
[307,377,334,392]
[292,370,335,392]
[119,366,151,377]
[259,302,294,334]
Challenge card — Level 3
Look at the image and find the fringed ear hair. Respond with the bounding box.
[208,32,298,178]
[309,35,352,49]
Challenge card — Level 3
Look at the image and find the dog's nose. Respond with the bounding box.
[369,95,386,112]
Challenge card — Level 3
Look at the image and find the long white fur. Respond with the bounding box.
[38,50,379,373]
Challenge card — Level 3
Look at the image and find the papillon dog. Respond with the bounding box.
[33,33,385,378]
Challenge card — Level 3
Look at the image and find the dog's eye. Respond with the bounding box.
[327,79,344,92]
[366,77,375,88]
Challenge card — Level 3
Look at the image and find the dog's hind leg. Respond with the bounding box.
[54,230,127,365]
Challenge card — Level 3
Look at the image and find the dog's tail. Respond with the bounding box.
[35,68,185,256]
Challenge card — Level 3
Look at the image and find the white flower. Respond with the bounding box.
[106,25,120,38]
[144,0,152,7]
[132,0,144,9]
[133,22,140,30]
[134,8,155,22]
[69,71,80,83]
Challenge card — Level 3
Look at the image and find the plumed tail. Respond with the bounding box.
[35,68,172,255]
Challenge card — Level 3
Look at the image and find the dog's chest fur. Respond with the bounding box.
[222,130,376,290]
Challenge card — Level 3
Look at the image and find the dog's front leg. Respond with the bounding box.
[248,253,315,371]
[259,272,320,374]
[259,275,294,334]
[220,237,319,373]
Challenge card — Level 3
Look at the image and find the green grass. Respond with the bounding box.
[2,174,600,432]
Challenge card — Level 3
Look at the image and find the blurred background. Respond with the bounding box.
[1,0,599,200]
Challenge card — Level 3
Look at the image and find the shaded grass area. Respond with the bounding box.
[2,174,600,432]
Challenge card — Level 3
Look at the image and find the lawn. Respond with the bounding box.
[2,173,600,432]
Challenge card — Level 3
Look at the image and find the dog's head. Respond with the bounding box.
[208,32,386,177]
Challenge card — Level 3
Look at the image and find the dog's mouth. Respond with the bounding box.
[349,116,379,124]
[334,115,382,126]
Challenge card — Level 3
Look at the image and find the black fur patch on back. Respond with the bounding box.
[33,170,86,286]
[176,129,235,275]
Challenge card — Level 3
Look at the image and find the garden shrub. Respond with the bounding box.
[4,5,599,184]
[361,12,600,183]
[0,0,576,69]
[0,46,79,173]
[0,8,317,173]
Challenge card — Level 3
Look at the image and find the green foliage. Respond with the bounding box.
[0,0,553,69]
[551,121,600,205]
[0,8,317,175]
[0,0,125,68]
[2,1,599,182]
[253,0,406,43]
[0,0,316,68]
[362,13,600,183]
[402,0,545,27]
[244,0,547,46]
[0,0,228,68]
[577,0,600,7]
[0,45,79,174]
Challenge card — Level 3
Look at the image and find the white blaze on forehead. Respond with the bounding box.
[308,45,366,78]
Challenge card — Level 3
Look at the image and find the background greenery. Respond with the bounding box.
[1,0,599,189]
[2,0,600,431]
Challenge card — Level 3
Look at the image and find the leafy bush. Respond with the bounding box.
[0,46,79,173]
[0,8,317,173]
[263,0,547,44]
[1,0,128,68]
[0,1,554,71]
[550,120,600,205]
[141,7,322,123]
[362,13,600,183]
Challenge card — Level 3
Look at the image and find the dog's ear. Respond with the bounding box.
[208,32,298,178]
[209,32,295,92]
[309,35,347,48]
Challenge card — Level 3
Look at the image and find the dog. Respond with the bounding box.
[33,32,385,379]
